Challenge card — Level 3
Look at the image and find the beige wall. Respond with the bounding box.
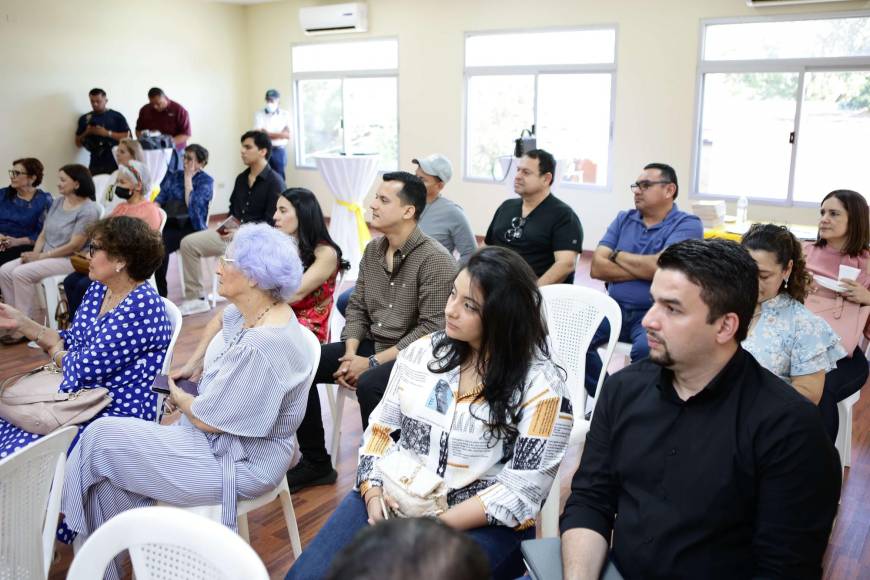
[0,0,249,210]
[246,0,870,246]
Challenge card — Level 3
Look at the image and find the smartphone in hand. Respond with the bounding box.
[151,375,199,396]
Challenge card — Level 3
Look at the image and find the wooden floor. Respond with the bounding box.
[0,254,865,578]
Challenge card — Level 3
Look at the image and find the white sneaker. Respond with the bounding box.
[179,299,211,316]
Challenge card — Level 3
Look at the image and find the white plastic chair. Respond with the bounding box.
[0,426,78,580]
[66,506,268,580]
[162,325,321,557]
[836,390,861,469]
[153,298,183,419]
[537,285,622,538]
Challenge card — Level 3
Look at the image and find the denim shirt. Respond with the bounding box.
[155,170,214,231]
[0,187,53,241]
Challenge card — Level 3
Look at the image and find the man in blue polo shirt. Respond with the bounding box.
[585,163,702,395]
[75,88,131,175]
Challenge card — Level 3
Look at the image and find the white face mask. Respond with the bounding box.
[265,102,278,113]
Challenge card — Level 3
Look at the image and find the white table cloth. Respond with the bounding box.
[313,154,380,281]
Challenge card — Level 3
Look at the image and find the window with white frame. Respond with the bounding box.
[464,28,617,188]
[695,14,870,204]
[292,39,398,171]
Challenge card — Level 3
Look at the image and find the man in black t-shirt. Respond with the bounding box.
[75,88,131,175]
[484,149,582,284]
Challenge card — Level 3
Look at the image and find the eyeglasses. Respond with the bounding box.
[218,255,236,267]
[503,216,527,243]
[88,242,103,258]
[8,170,27,178]
[630,180,671,192]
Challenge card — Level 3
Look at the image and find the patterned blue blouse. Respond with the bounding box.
[0,281,171,459]
[742,293,846,381]
[0,187,53,241]
[155,170,214,231]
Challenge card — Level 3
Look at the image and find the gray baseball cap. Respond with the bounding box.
[412,154,453,183]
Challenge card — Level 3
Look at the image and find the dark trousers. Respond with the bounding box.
[155,223,198,298]
[336,286,354,318]
[63,272,92,320]
[585,306,650,396]
[268,146,287,179]
[819,346,868,441]
[297,340,395,466]
[0,244,32,268]
[286,491,534,580]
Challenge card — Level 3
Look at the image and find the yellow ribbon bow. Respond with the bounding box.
[336,199,372,253]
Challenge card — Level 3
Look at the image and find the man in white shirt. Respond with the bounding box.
[253,89,291,179]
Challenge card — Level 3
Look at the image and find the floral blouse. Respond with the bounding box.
[357,332,573,529]
[742,293,846,381]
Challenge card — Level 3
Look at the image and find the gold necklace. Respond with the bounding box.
[103,283,138,313]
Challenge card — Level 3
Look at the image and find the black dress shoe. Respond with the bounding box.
[286,460,338,493]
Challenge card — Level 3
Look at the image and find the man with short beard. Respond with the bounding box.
[560,239,840,580]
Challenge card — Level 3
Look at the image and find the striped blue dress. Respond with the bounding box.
[0,281,170,459]
[60,306,313,580]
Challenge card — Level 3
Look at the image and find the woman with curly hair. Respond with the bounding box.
[0,216,171,460]
[287,246,573,580]
[741,223,846,404]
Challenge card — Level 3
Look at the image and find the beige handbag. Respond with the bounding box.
[378,449,449,518]
[0,363,112,435]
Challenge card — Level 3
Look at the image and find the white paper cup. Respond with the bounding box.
[839,265,860,281]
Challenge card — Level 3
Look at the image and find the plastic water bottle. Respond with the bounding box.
[737,196,749,226]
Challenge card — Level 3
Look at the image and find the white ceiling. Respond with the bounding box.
[206,0,285,5]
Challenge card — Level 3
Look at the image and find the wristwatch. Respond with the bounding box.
[609,249,621,263]
[368,355,380,369]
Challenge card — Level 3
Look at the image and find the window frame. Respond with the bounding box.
[691,11,870,207]
[462,25,618,191]
[291,37,400,171]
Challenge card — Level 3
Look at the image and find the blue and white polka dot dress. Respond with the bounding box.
[0,281,171,459]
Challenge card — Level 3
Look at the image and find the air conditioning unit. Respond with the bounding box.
[300,3,368,36]
[747,0,850,6]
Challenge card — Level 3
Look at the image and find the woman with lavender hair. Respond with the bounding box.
[60,223,315,580]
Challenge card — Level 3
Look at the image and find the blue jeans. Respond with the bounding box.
[269,146,287,179]
[336,286,354,318]
[585,306,650,396]
[286,491,534,580]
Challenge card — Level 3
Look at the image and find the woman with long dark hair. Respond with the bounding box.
[741,223,845,404]
[286,246,572,580]
[273,187,349,342]
[803,189,870,440]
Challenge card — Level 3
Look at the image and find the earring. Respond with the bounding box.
[115,266,122,273]
[784,279,789,289]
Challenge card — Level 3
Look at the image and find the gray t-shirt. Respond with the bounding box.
[418,195,478,263]
[43,197,100,251]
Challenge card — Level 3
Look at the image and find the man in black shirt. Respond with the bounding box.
[561,239,841,579]
[178,130,284,315]
[484,149,582,284]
